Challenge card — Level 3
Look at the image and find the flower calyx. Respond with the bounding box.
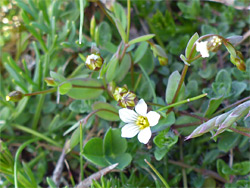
[6,91,24,102]
[113,85,137,109]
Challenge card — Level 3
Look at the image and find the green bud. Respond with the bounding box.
[113,86,128,101]
[113,85,137,108]
[119,91,137,108]
[6,91,24,102]
[158,56,168,66]
[230,51,246,71]
[90,15,96,40]
[149,43,168,66]
[44,77,57,86]
[85,53,103,71]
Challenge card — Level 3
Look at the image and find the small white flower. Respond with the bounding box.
[196,41,209,58]
[119,99,161,144]
[86,54,100,65]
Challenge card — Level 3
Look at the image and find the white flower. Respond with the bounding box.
[86,54,100,65]
[196,41,209,58]
[119,99,161,144]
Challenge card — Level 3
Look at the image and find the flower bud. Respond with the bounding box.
[6,91,24,102]
[85,53,103,71]
[113,86,128,101]
[158,56,168,66]
[230,51,246,71]
[119,91,137,108]
[113,86,137,108]
[44,77,57,86]
[207,36,222,52]
[149,43,168,66]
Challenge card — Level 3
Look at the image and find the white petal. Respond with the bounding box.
[121,123,140,138]
[146,111,160,126]
[196,41,209,58]
[119,108,138,123]
[137,127,151,144]
[135,99,147,116]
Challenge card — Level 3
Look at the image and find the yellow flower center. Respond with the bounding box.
[136,116,149,130]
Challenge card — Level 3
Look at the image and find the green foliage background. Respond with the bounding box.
[0,0,249,187]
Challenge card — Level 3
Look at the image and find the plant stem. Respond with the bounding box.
[80,121,84,180]
[129,53,135,88]
[14,138,38,188]
[126,0,131,43]
[144,159,170,188]
[158,93,207,112]
[79,0,84,44]
[119,43,130,61]
[24,88,57,96]
[229,127,250,138]
[168,159,227,183]
[166,64,189,114]
[180,140,188,188]
[213,97,250,116]
[133,73,142,92]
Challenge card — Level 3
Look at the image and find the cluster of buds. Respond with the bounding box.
[207,36,222,52]
[196,36,223,58]
[196,35,246,71]
[5,91,23,102]
[85,53,103,71]
[113,85,137,109]
[185,100,250,140]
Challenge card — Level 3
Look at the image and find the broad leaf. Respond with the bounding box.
[92,102,119,121]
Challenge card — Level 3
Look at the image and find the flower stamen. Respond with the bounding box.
[136,116,149,130]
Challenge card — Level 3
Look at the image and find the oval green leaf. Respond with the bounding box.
[66,79,103,100]
[92,102,119,121]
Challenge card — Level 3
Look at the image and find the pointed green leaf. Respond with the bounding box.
[128,34,155,45]
[185,32,199,59]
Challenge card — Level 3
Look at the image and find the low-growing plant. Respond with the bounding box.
[1,0,249,187]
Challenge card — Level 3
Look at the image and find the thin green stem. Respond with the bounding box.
[126,0,131,43]
[129,53,135,88]
[80,121,84,180]
[158,93,207,112]
[180,140,188,188]
[139,64,157,103]
[133,74,142,92]
[24,88,57,96]
[166,64,189,114]
[12,124,61,147]
[144,159,170,188]
[14,138,38,188]
[79,0,84,44]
